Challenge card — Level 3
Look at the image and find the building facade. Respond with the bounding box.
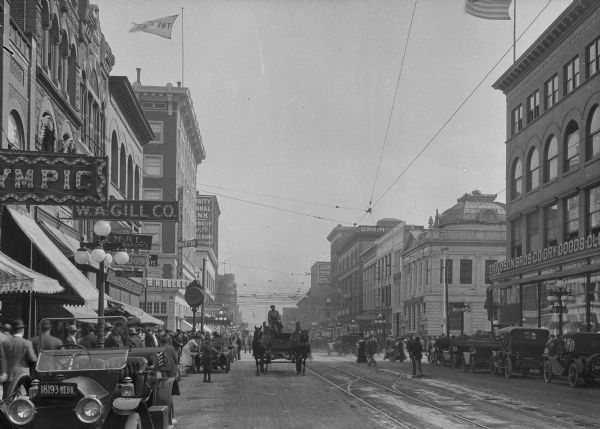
[195,194,220,319]
[305,261,333,329]
[491,0,600,335]
[402,191,506,337]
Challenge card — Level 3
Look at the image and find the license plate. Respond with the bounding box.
[39,382,78,398]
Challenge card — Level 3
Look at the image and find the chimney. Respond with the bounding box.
[177,81,182,87]
[136,68,141,84]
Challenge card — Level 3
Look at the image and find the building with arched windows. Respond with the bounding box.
[491,0,600,335]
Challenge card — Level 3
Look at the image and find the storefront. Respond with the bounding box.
[490,233,600,335]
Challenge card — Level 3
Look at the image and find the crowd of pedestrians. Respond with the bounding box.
[354,332,427,377]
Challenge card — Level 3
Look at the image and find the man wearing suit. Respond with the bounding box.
[31,320,62,354]
[145,327,158,347]
[1,320,36,400]
[65,325,78,345]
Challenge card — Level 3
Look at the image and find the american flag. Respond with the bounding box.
[465,0,512,20]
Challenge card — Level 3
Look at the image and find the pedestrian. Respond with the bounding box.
[356,333,367,363]
[31,320,62,354]
[105,322,125,348]
[78,324,98,348]
[1,320,36,400]
[173,329,184,363]
[201,334,216,382]
[65,325,78,345]
[129,328,144,348]
[235,336,242,361]
[408,335,423,377]
[145,327,158,347]
[181,335,200,374]
[367,334,378,367]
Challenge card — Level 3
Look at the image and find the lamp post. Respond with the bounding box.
[547,280,574,337]
[375,313,386,338]
[441,247,449,338]
[74,220,129,348]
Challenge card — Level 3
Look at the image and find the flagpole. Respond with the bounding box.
[513,0,516,62]
[181,7,185,86]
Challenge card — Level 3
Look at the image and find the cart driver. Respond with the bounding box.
[268,305,283,333]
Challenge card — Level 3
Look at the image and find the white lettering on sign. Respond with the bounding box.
[0,168,94,191]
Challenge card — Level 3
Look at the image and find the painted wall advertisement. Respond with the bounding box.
[196,195,219,256]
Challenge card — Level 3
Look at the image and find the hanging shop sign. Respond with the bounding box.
[490,232,600,275]
[72,200,179,221]
[0,150,108,205]
[103,233,152,251]
[106,269,144,295]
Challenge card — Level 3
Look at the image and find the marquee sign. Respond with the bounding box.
[0,150,108,205]
[72,200,179,221]
[103,233,152,250]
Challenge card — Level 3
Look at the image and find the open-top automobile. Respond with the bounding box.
[542,332,600,388]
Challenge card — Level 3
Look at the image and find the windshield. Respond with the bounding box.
[572,334,600,354]
[37,348,128,372]
[511,329,549,344]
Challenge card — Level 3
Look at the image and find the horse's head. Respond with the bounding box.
[254,326,262,338]
[300,330,310,343]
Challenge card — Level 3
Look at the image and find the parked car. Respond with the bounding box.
[489,327,549,378]
[542,332,600,387]
[5,317,178,429]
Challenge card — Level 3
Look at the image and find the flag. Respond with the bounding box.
[130,14,179,39]
[465,0,512,20]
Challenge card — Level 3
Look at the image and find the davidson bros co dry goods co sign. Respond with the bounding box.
[0,150,108,205]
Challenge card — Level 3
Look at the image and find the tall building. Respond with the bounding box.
[306,261,333,329]
[491,0,600,335]
[401,191,506,336]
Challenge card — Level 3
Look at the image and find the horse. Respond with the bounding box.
[252,326,268,376]
[293,330,311,375]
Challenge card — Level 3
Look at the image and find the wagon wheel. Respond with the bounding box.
[543,360,553,383]
[504,357,512,379]
[470,356,476,374]
[567,364,579,388]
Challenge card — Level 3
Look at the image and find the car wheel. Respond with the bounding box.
[543,361,553,383]
[504,357,512,379]
[568,364,579,388]
[124,413,142,429]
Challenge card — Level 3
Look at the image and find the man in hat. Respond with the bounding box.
[31,320,62,354]
[408,335,423,377]
[1,320,36,399]
[78,324,98,349]
[105,322,125,348]
[65,325,78,345]
[128,328,144,348]
[145,327,158,347]
[0,322,11,344]
[267,305,283,333]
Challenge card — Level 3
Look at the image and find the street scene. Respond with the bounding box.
[0,0,600,428]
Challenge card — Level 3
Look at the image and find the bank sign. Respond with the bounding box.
[72,200,179,222]
[0,150,108,205]
[490,232,600,275]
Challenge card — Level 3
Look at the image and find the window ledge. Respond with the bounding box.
[584,156,600,167]
[562,166,580,178]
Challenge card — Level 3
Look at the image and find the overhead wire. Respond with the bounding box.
[356,0,554,226]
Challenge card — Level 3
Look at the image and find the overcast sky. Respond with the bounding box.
[94,0,571,327]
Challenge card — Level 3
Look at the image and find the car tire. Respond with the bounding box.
[568,364,579,388]
[504,357,512,379]
[543,361,553,383]
[124,413,142,429]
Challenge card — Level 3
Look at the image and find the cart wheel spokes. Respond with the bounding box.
[568,364,579,388]
[504,357,512,379]
[543,360,553,383]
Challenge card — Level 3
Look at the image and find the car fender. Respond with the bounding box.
[113,397,144,416]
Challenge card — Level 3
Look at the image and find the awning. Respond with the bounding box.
[107,298,164,326]
[7,208,100,308]
[180,319,193,331]
[63,304,97,320]
[0,251,63,294]
[39,221,98,269]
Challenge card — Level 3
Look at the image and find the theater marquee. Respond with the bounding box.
[0,150,108,205]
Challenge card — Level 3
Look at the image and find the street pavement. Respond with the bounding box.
[174,350,379,429]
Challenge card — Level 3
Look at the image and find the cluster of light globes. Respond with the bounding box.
[73,220,129,267]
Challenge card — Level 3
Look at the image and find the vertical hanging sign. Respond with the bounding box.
[177,187,183,278]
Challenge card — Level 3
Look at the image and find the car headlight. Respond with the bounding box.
[8,397,36,425]
[75,396,103,424]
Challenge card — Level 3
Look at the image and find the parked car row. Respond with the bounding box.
[430,327,600,388]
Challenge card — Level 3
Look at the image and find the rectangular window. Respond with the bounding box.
[143,188,163,200]
[587,37,600,78]
[484,260,497,285]
[526,211,539,252]
[544,74,559,109]
[526,90,540,123]
[544,204,559,247]
[153,302,160,313]
[511,218,523,258]
[160,302,167,314]
[459,259,472,284]
[564,56,580,94]
[511,104,523,135]
[142,222,162,252]
[144,155,163,177]
[589,185,600,236]
[440,259,453,284]
[148,121,163,143]
[565,194,579,240]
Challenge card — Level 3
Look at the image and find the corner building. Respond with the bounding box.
[491,0,600,334]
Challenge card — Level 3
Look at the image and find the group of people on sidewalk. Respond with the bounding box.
[355,332,425,376]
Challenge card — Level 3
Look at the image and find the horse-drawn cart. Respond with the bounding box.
[461,334,500,373]
[210,338,233,373]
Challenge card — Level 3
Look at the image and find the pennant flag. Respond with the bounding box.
[465,0,512,20]
[130,14,179,39]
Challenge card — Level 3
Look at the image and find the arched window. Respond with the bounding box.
[40,2,50,70]
[587,105,600,160]
[67,44,77,105]
[511,158,522,200]
[564,121,580,172]
[49,16,60,81]
[7,111,25,150]
[526,147,539,192]
[127,156,134,199]
[110,132,118,186]
[119,145,126,195]
[544,136,558,182]
[59,30,68,90]
[134,166,140,200]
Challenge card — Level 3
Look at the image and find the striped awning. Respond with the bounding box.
[0,251,63,294]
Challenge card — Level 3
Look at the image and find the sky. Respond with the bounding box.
[93,0,572,327]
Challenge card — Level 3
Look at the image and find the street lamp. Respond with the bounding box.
[216,309,228,334]
[547,280,574,337]
[74,220,129,347]
[441,247,449,338]
[375,313,386,338]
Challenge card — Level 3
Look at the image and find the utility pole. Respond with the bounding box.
[442,247,449,338]
[201,257,206,334]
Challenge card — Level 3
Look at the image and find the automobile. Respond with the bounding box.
[489,327,549,378]
[334,334,362,356]
[542,332,600,388]
[5,317,178,429]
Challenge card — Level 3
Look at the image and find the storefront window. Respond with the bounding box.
[542,277,587,335]
[522,283,538,328]
[590,273,600,332]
